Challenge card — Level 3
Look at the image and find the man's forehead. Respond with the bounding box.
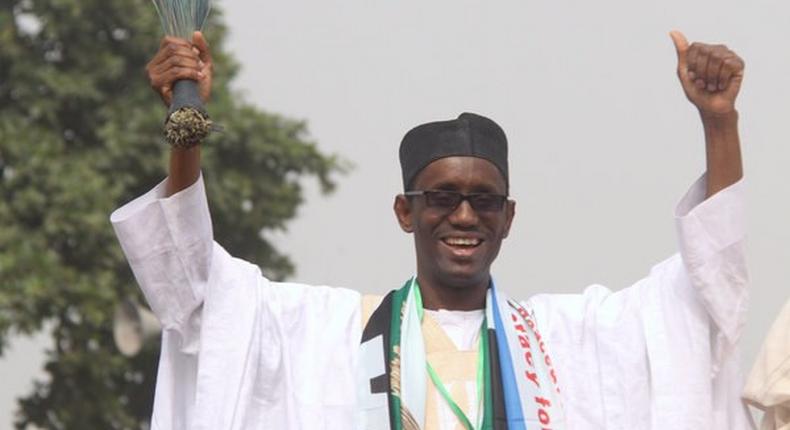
[412,156,508,191]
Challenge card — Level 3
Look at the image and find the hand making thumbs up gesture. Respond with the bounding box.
[670,30,745,116]
[669,30,744,198]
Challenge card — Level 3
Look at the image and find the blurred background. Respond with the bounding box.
[2,0,788,428]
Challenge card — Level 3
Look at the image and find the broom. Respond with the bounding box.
[152,0,214,148]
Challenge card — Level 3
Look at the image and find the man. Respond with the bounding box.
[111,31,750,429]
[743,299,790,429]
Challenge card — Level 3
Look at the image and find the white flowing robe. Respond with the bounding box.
[743,298,790,429]
[110,173,751,430]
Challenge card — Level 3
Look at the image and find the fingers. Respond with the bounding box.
[686,43,699,81]
[151,55,202,77]
[155,65,202,84]
[684,42,743,93]
[690,46,711,89]
[146,37,205,106]
[150,37,192,67]
[719,56,745,91]
[706,52,724,91]
[149,62,202,93]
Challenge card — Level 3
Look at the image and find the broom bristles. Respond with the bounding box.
[151,0,211,40]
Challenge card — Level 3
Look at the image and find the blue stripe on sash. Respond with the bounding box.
[490,292,527,430]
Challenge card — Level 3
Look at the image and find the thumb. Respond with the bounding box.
[669,30,689,69]
[192,31,211,62]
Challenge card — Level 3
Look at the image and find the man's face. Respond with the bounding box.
[394,156,516,290]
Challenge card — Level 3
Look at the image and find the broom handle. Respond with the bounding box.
[168,79,206,116]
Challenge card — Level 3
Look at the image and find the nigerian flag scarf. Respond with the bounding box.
[356,278,566,430]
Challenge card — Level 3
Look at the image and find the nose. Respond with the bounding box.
[447,199,479,227]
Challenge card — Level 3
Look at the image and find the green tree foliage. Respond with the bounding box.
[0,0,342,427]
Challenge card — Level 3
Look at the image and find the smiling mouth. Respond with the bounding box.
[441,237,482,247]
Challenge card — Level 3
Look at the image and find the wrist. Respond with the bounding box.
[170,145,201,154]
[699,109,739,128]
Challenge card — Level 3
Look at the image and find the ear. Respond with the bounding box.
[501,199,516,238]
[393,194,414,233]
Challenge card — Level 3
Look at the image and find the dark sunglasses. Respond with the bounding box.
[404,190,508,213]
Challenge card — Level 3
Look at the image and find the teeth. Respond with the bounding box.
[444,237,481,246]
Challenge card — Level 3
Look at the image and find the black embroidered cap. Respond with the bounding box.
[399,112,509,192]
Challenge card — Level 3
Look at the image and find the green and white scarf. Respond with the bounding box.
[356,278,566,430]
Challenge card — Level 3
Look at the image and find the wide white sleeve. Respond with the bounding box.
[111,176,212,344]
[526,175,750,429]
[110,176,214,429]
[675,174,748,365]
[110,176,363,429]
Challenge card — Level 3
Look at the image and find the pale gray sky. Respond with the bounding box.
[3,0,789,425]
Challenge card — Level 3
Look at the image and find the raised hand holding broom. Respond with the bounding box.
[148,0,215,149]
[146,32,213,195]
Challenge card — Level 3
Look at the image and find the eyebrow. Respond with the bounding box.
[428,182,504,194]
